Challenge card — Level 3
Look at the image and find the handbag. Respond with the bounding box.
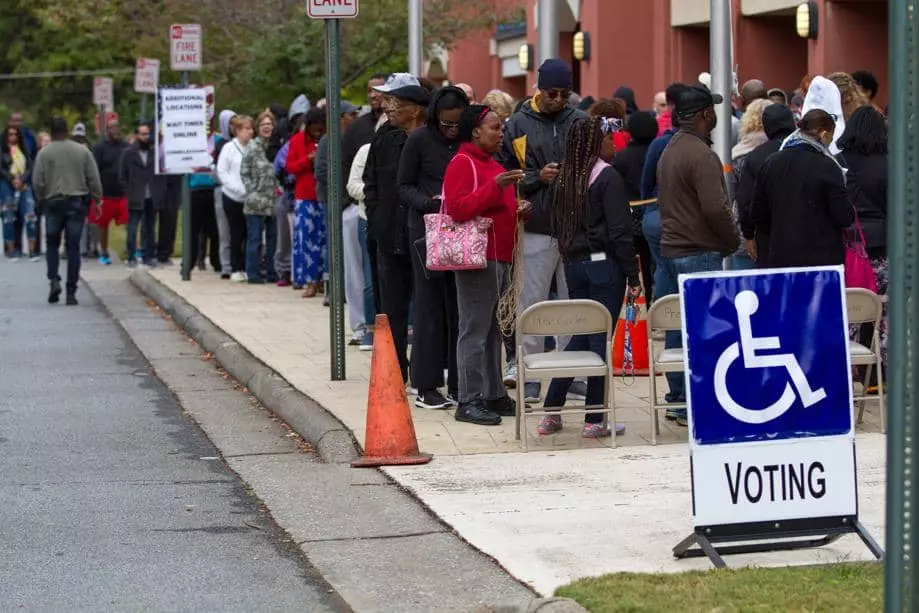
[844,209,878,292]
[423,154,493,271]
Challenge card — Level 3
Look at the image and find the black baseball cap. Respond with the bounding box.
[675,85,724,118]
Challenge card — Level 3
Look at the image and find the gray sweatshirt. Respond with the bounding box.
[32,139,102,202]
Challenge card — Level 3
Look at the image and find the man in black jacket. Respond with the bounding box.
[119,122,158,267]
[363,73,429,383]
[342,72,389,178]
[736,103,796,263]
[91,119,128,265]
[498,58,586,402]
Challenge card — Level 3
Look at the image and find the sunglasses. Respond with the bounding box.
[439,120,460,129]
[543,89,572,101]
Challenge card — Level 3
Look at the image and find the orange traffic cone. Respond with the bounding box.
[612,295,650,376]
[352,314,433,468]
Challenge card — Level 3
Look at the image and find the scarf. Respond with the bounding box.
[10,145,25,179]
[780,129,847,183]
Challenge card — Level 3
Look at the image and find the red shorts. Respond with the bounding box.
[90,196,128,227]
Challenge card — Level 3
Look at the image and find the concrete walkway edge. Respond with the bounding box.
[131,269,361,465]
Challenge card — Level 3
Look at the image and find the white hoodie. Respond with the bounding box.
[216,138,249,202]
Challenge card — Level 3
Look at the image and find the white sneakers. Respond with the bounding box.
[230,272,247,283]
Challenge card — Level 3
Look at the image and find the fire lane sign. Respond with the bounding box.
[170,24,202,71]
[307,0,359,19]
[93,77,114,111]
[134,58,160,94]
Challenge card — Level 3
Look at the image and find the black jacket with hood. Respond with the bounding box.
[498,97,586,235]
[837,150,886,253]
[613,86,639,115]
[737,104,796,243]
[92,138,128,198]
[398,86,465,242]
[363,121,409,254]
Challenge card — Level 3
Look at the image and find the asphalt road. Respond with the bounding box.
[0,262,349,612]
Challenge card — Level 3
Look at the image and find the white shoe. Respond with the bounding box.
[230,271,247,282]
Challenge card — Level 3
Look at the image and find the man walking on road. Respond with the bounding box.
[32,118,102,305]
[91,119,128,265]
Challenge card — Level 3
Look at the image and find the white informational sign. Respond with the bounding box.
[156,87,211,175]
[679,266,857,528]
[170,24,203,71]
[93,77,114,111]
[307,0,359,19]
[134,58,160,94]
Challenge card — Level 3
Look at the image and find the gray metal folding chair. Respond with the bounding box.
[515,299,615,450]
[646,295,685,445]
[845,288,886,433]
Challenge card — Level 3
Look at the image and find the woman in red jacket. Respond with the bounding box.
[443,105,525,426]
[285,108,326,295]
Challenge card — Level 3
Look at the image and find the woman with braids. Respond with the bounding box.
[536,115,641,439]
[442,104,526,426]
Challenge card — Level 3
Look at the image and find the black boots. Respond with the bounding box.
[48,278,61,304]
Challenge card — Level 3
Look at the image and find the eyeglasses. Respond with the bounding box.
[543,89,572,100]
[439,120,460,129]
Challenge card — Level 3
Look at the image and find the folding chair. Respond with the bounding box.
[515,299,616,450]
[845,288,886,433]
[646,294,685,445]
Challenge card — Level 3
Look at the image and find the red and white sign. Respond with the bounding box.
[134,58,160,94]
[170,23,202,71]
[307,0,359,19]
[93,77,114,111]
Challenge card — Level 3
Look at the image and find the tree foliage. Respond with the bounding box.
[0,0,520,133]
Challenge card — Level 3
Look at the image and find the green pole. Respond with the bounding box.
[180,70,193,281]
[325,18,346,381]
[885,0,919,610]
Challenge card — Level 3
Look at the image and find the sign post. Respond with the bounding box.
[308,0,358,381]
[170,23,203,281]
[672,266,882,567]
[134,57,160,120]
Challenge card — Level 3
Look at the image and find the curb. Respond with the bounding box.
[130,270,361,464]
[471,598,589,613]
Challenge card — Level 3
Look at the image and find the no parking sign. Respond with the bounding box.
[672,266,880,566]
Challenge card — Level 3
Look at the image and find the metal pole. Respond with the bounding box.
[408,0,423,75]
[885,1,919,609]
[326,19,346,381]
[537,0,559,64]
[140,94,148,121]
[709,0,733,172]
[179,71,193,281]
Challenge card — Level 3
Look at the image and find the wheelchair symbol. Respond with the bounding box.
[713,290,827,424]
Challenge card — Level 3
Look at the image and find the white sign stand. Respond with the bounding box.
[93,77,114,112]
[671,266,882,568]
[170,24,202,71]
[134,58,160,94]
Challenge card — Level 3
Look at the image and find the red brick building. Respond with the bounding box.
[445,0,888,108]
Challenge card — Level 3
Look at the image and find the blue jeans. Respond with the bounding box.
[2,183,37,253]
[544,258,627,423]
[358,217,376,326]
[731,252,756,270]
[45,197,87,293]
[642,204,684,401]
[246,214,278,282]
[126,199,156,263]
[656,250,724,401]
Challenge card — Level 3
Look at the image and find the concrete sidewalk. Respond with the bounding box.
[129,266,887,596]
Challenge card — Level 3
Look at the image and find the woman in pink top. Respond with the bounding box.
[442,105,525,426]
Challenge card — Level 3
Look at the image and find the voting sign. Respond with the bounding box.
[679,266,857,527]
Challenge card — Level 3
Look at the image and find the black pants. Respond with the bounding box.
[156,198,180,262]
[222,196,247,273]
[366,233,381,315]
[45,197,86,294]
[410,243,458,393]
[127,199,156,263]
[634,234,655,303]
[190,188,220,271]
[377,248,413,382]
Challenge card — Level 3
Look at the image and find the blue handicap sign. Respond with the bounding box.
[681,267,852,445]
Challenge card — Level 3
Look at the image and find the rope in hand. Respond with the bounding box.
[496,182,525,338]
[621,291,637,387]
